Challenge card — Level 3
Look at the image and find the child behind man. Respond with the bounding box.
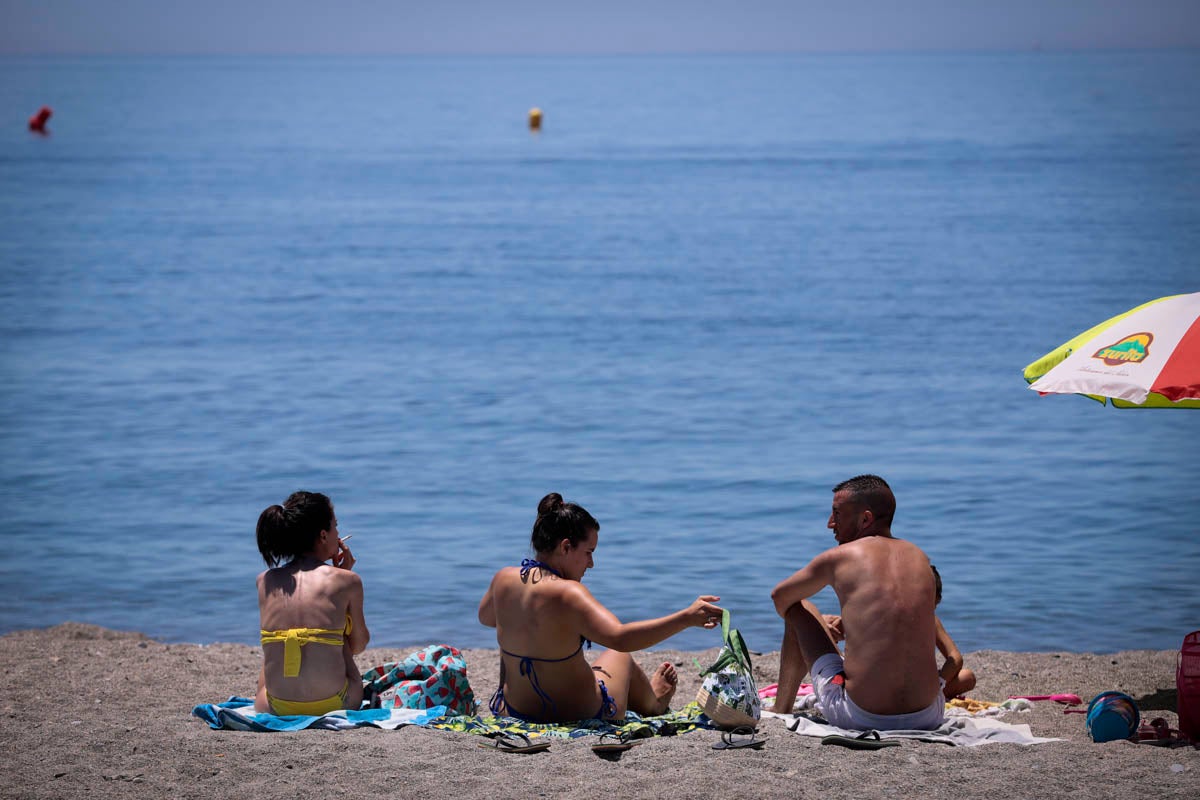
[932,565,976,699]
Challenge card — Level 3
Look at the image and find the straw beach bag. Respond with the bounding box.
[696,610,761,728]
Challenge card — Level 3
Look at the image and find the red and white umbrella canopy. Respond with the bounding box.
[1023,292,1200,409]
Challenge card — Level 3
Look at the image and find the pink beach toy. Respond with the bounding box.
[759,683,814,699]
[1008,693,1083,706]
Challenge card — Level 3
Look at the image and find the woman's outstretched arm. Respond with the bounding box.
[564,582,722,652]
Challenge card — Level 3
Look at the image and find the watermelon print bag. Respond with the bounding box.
[361,644,476,715]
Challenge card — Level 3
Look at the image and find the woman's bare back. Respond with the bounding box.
[490,566,606,720]
[259,563,355,702]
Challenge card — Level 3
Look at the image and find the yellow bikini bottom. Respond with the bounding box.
[267,680,349,716]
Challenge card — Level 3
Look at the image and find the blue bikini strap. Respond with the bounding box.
[596,679,618,720]
[491,637,587,719]
[519,558,562,580]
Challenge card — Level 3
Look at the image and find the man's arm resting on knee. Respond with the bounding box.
[771,551,835,617]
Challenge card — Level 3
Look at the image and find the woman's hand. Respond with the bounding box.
[684,595,723,628]
[333,538,356,571]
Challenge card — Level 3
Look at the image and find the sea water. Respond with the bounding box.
[0,51,1197,654]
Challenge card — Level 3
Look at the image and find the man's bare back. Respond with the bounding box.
[824,536,939,714]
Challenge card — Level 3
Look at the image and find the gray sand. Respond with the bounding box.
[0,624,1195,799]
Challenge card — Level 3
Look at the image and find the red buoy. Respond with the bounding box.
[28,106,52,133]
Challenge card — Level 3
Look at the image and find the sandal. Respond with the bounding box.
[592,732,641,755]
[1136,718,1193,747]
[478,732,551,754]
[712,726,766,750]
[821,730,900,750]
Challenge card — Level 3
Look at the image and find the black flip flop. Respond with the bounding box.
[592,732,642,755]
[820,730,899,750]
[712,726,766,750]
[478,732,551,754]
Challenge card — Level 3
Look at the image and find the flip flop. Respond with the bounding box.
[592,732,642,755]
[712,726,766,751]
[478,732,551,754]
[820,730,900,750]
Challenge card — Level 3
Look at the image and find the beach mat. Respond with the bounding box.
[764,709,1062,747]
[191,696,450,732]
[427,700,721,741]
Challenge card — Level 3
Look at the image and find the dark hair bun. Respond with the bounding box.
[537,493,564,516]
[530,493,598,554]
[256,491,333,567]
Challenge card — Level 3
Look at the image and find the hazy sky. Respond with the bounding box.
[2,0,1198,55]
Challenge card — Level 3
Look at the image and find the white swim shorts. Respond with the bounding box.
[810,652,945,731]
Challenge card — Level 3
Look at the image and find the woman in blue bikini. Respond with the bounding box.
[479,493,723,723]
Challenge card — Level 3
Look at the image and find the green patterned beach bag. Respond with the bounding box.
[695,610,761,728]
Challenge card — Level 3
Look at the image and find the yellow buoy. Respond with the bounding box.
[528,107,542,131]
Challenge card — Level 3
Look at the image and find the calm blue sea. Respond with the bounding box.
[0,51,1197,655]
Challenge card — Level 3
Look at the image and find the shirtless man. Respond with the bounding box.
[769,475,944,730]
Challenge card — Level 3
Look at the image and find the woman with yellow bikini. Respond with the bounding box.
[479,493,723,723]
[254,491,369,715]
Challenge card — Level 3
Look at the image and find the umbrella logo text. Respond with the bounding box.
[1092,332,1153,366]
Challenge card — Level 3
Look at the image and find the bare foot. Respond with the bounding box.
[649,662,678,715]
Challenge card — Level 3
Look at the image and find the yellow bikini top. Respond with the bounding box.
[261,614,352,677]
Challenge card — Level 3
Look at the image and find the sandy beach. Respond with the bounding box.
[0,623,1194,799]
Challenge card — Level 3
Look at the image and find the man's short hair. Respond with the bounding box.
[832,474,896,527]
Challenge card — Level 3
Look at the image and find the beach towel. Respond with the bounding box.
[192,695,719,738]
[191,696,450,732]
[947,697,1033,717]
[764,709,1061,747]
[428,700,721,741]
[778,689,1031,718]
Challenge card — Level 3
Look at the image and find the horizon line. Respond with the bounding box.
[3,44,1199,59]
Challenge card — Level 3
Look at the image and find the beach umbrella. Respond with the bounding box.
[1023,291,1200,409]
